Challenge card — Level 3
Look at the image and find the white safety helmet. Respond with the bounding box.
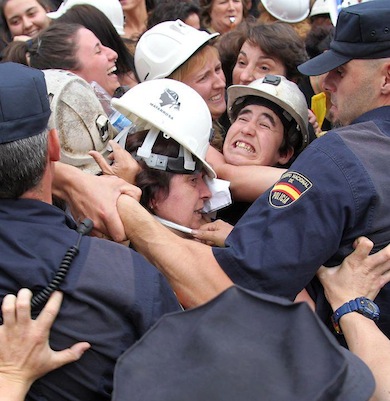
[261,0,310,23]
[328,0,372,26]
[310,0,331,17]
[112,79,216,178]
[44,69,116,174]
[227,75,309,152]
[135,19,219,82]
[47,0,125,35]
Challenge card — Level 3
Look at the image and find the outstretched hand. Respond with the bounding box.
[192,219,234,247]
[317,237,390,309]
[0,289,90,396]
[53,162,142,242]
[89,140,141,185]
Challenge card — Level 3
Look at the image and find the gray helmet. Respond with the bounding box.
[228,75,309,152]
[44,69,116,174]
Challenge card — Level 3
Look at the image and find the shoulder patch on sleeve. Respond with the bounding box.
[269,171,312,208]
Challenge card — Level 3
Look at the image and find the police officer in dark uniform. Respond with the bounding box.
[213,1,390,340]
[116,1,390,346]
[0,62,180,400]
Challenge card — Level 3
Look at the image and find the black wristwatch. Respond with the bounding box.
[331,297,380,335]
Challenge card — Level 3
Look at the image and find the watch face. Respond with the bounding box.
[365,301,377,312]
[359,298,380,321]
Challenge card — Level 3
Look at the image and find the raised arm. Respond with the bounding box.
[52,162,141,242]
[117,195,233,308]
[0,290,90,401]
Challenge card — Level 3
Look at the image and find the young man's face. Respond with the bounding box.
[223,104,292,166]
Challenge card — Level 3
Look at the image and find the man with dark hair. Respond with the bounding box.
[0,62,179,400]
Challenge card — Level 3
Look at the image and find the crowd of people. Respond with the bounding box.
[1,0,390,400]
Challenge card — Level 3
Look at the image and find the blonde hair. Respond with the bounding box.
[168,44,219,81]
[169,44,225,151]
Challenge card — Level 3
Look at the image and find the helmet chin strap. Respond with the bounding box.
[183,146,196,171]
[137,126,160,158]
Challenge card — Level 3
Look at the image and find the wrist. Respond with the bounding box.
[331,297,380,335]
[52,162,71,201]
[52,162,82,202]
[0,373,32,400]
[328,296,354,313]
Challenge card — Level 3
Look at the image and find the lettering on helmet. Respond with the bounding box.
[269,171,312,208]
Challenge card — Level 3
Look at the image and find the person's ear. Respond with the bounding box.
[277,146,294,166]
[149,198,158,211]
[48,128,61,162]
[380,61,390,95]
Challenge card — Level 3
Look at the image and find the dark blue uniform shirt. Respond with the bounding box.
[213,106,390,340]
[0,199,180,401]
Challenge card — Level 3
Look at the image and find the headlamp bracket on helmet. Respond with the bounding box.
[263,75,282,86]
[96,114,111,143]
[135,127,200,174]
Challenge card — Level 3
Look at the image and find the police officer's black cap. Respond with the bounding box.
[0,63,51,144]
[298,1,390,76]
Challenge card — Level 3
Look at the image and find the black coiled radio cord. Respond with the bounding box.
[30,218,94,310]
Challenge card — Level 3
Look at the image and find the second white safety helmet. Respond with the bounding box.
[47,0,125,35]
[261,0,311,23]
[135,19,219,82]
[227,75,309,152]
[310,0,331,17]
[112,79,216,178]
[44,69,116,174]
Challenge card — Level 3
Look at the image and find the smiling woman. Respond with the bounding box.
[2,22,122,97]
[0,0,52,48]
[231,22,308,86]
[135,20,226,150]
[170,45,226,122]
[68,26,120,96]
[54,4,138,90]
[199,0,248,34]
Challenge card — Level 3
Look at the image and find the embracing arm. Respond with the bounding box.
[317,238,390,401]
[52,162,141,242]
[206,146,285,202]
[117,195,233,308]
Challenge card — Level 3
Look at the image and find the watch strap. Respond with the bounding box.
[331,297,379,335]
